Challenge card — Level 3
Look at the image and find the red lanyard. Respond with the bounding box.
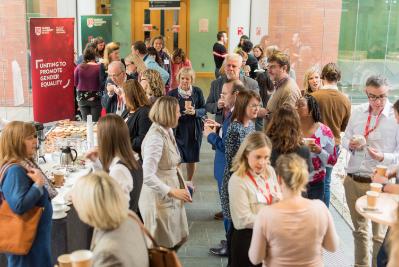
[246,171,272,205]
[364,108,383,139]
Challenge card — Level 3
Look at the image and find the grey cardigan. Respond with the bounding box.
[91,216,149,267]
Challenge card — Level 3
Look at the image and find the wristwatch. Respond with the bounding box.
[381,182,388,192]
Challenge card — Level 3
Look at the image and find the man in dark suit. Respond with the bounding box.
[205,53,260,126]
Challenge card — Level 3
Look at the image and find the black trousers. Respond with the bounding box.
[78,99,102,122]
[230,226,262,267]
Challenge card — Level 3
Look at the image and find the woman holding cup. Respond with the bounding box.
[229,132,281,267]
[168,67,206,183]
[0,121,55,267]
[297,95,337,203]
[85,114,142,213]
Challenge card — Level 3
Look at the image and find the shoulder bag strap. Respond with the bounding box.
[128,212,160,248]
[0,163,21,186]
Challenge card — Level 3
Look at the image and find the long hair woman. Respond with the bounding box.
[221,90,261,265]
[229,132,280,267]
[297,95,337,203]
[122,79,152,160]
[140,69,165,105]
[85,114,142,213]
[303,66,321,95]
[265,104,312,169]
[0,122,54,267]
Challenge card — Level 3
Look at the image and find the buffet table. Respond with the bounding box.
[0,120,94,266]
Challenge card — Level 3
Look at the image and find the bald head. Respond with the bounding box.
[108,61,126,86]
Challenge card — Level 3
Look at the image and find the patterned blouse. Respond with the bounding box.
[221,121,255,219]
[308,123,337,184]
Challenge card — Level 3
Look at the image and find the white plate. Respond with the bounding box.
[52,212,67,220]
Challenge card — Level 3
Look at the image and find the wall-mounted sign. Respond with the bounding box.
[172,25,180,33]
[199,18,209,33]
[237,26,244,36]
[143,24,153,31]
[149,0,180,10]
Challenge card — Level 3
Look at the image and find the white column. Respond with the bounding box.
[250,0,269,45]
[57,0,78,53]
[77,0,96,54]
[228,0,250,53]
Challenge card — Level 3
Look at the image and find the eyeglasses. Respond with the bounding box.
[367,93,387,102]
[267,63,280,69]
[140,78,147,82]
[125,63,134,67]
[108,71,123,78]
[249,104,262,109]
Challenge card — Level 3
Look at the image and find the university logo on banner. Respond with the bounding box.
[87,18,95,28]
[35,27,41,36]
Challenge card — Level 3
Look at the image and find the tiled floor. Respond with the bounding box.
[178,138,355,267]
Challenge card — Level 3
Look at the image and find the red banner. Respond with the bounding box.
[30,18,75,123]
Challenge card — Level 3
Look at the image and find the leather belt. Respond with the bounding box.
[347,173,372,183]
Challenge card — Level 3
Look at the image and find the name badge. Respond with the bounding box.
[256,192,267,204]
[164,59,170,65]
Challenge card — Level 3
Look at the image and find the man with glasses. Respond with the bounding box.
[265,51,301,120]
[206,53,259,126]
[101,61,131,115]
[342,75,399,267]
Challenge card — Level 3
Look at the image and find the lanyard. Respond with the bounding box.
[246,171,273,205]
[364,107,383,139]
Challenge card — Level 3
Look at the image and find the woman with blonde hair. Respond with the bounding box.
[103,42,120,70]
[140,69,165,104]
[72,171,149,267]
[122,79,152,159]
[124,54,147,81]
[85,114,142,213]
[249,154,339,266]
[140,96,191,249]
[229,132,280,267]
[0,121,54,267]
[168,67,205,183]
[100,42,121,92]
[303,66,321,95]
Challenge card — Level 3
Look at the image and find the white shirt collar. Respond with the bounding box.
[361,100,391,118]
[320,84,338,90]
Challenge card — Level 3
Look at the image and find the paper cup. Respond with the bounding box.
[58,254,72,267]
[53,170,65,187]
[370,183,383,193]
[184,100,192,109]
[71,250,93,267]
[376,165,387,177]
[303,138,316,146]
[366,191,379,209]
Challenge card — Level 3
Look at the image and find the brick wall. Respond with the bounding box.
[267,0,342,90]
[0,0,57,107]
[0,0,29,106]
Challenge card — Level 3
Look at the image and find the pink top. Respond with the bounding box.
[170,59,192,89]
[249,199,339,267]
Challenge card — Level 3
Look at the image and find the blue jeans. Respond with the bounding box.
[377,229,389,267]
[324,167,333,207]
[324,145,341,207]
[307,179,325,203]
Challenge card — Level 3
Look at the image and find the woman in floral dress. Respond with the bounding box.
[297,94,337,204]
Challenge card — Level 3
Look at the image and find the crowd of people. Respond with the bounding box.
[0,32,399,267]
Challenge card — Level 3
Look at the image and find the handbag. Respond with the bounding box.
[0,163,44,255]
[128,213,183,267]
